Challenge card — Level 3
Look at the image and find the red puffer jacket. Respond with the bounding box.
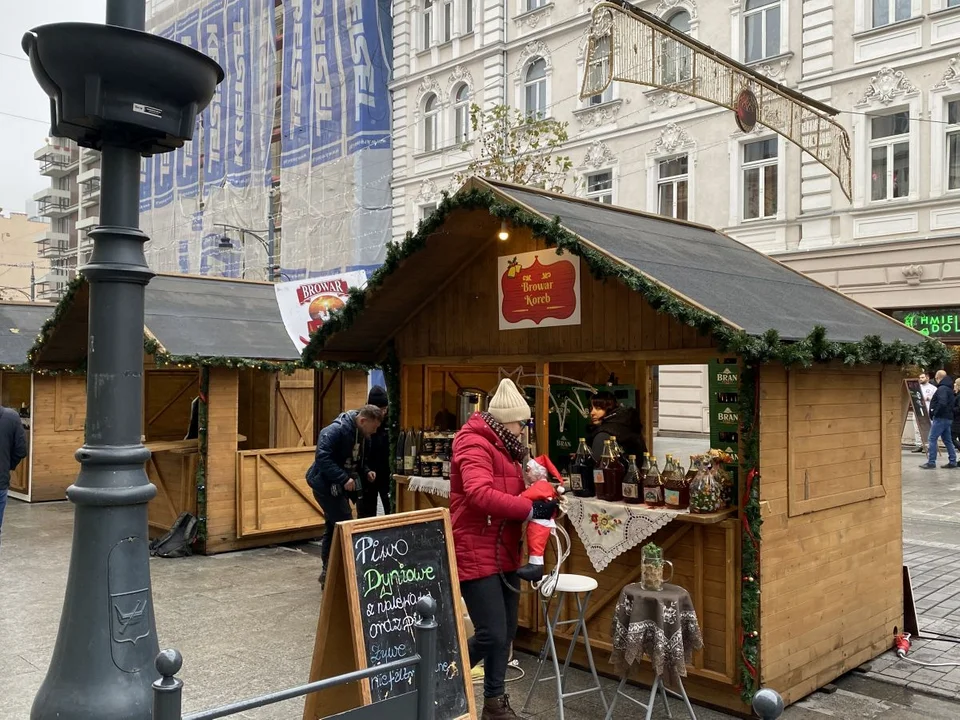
[450,414,533,582]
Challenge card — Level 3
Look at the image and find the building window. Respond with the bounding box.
[661,10,692,85]
[422,0,433,49]
[744,0,780,63]
[423,94,440,152]
[587,35,614,105]
[947,100,960,191]
[869,111,910,201]
[465,0,474,33]
[872,0,911,28]
[524,58,547,119]
[951,0,960,7]
[454,84,470,144]
[421,203,438,220]
[657,155,689,219]
[742,138,778,220]
[525,0,546,12]
[585,170,614,204]
[442,0,453,42]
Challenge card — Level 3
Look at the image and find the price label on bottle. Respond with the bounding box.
[664,489,680,506]
[593,469,605,486]
[622,483,638,499]
[570,473,583,491]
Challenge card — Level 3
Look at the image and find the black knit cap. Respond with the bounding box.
[367,385,388,408]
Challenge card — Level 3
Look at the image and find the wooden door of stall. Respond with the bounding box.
[0,372,31,494]
[275,369,314,447]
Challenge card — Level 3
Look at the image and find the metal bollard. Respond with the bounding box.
[152,649,184,720]
[414,596,438,720]
[752,688,784,719]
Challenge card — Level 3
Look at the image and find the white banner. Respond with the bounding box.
[274,270,368,352]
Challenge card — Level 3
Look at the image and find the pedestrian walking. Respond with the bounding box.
[357,386,391,518]
[0,403,27,548]
[306,404,383,587]
[921,370,957,469]
[952,378,960,452]
[450,378,556,720]
[913,372,937,452]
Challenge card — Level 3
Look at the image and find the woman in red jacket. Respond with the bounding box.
[450,379,558,720]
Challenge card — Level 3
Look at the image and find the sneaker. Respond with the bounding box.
[944,463,959,469]
[912,447,926,453]
[920,463,937,469]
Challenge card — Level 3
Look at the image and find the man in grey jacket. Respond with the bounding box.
[0,403,27,548]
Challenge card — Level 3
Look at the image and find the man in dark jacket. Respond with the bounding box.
[307,404,383,586]
[357,386,391,519]
[587,391,647,461]
[922,371,957,469]
[0,404,28,548]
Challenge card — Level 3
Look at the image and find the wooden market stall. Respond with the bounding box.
[0,301,87,503]
[27,273,368,555]
[301,178,941,713]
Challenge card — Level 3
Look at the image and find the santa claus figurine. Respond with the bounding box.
[518,455,565,583]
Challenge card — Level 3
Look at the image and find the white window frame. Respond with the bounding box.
[946,100,960,193]
[655,155,691,220]
[422,93,441,153]
[660,10,693,85]
[732,0,788,65]
[523,58,549,119]
[453,83,471,145]
[929,87,960,198]
[732,134,784,223]
[525,0,546,12]
[421,0,434,50]
[869,0,914,29]
[584,169,615,204]
[867,109,912,203]
[441,0,454,43]
[853,89,920,207]
[464,0,474,34]
[420,202,439,220]
[583,34,614,107]
[853,0,921,33]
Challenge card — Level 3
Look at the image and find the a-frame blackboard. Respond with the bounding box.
[303,508,476,720]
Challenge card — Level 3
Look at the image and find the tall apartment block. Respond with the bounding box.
[32,138,79,300]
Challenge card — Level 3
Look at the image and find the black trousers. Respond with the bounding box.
[460,572,519,698]
[313,489,353,571]
[356,478,392,518]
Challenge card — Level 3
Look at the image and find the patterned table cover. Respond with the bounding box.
[611,583,704,687]
[564,496,683,572]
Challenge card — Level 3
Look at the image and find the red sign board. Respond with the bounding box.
[497,250,581,330]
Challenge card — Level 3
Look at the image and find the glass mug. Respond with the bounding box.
[640,554,674,592]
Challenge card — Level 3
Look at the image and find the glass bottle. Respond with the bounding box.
[643,455,664,508]
[570,438,596,498]
[600,439,623,501]
[610,435,628,472]
[622,455,642,504]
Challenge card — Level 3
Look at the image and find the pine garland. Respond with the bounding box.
[738,363,762,704]
[302,188,951,371]
[382,340,401,512]
[195,366,210,549]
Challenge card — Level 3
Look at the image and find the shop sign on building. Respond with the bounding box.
[498,250,581,330]
[275,270,368,350]
[892,308,960,341]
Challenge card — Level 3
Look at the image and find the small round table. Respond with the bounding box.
[605,582,704,720]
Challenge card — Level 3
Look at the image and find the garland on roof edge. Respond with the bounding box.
[303,188,951,371]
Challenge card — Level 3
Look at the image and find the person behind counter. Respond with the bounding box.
[450,378,557,720]
[587,390,647,461]
[306,404,383,587]
[357,386,391,519]
[0,402,27,549]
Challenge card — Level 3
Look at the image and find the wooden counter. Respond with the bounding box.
[395,476,743,712]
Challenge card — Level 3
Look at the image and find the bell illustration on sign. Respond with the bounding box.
[498,250,581,330]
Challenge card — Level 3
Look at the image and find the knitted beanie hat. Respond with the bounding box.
[367,385,388,408]
[488,379,531,425]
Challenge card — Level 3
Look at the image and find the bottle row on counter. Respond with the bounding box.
[396,429,457,479]
[565,437,735,515]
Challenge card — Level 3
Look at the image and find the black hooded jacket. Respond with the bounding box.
[589,405,647,461]
[931,376,956,421]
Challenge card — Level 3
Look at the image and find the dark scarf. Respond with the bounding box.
[480,412,528,464]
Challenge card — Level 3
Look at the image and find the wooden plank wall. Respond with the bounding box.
[31,376,86,502]
[275,369,313,448]
[238,368,274,450]
[759,364,903,703]
[394,227,714,362]
[144,369,199,442]
[0,372,32,494]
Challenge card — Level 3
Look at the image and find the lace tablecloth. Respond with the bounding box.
[611,583,703,687]
[564,496,682,572]
[403,475,451,498]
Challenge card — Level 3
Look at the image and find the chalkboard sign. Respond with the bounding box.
[303,508,475,720]
[904,379,931,449]
[352,519,468,717]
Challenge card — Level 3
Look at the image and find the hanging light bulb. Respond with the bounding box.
[497,220,510,242]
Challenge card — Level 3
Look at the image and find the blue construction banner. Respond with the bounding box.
[281,0,311,168]
[258,0,276,187]
[226,0,253,188]
[311,0,343,166]
[139,157,153,214]
[337,0,391,155]
[175,9,201,198]
[202,0,227,194]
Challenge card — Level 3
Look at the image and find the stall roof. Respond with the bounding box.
[30,273,300,368]
[0,302,55,367]
[303,178,927,364]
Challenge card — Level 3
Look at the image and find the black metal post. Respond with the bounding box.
[31,2,160,718]
[752,688,785,719]
[152,650,184,720]
[414,597,438,720]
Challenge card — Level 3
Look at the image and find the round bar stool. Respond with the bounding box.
[520,573,608,720]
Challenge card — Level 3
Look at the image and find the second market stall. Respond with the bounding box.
[28,273,367,554]
[302,178,945,712]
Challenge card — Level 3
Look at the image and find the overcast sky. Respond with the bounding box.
[0,0,106,216]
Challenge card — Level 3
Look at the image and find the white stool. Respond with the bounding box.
[520,573,608,720]
[604,672,698,720]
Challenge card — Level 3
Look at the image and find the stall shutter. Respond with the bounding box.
[275,370,314,447]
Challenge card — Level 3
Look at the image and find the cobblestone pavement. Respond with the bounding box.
[856,451,960,701]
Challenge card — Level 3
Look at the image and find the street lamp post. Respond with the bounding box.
[23,2,222,718]
[215,217,276,280]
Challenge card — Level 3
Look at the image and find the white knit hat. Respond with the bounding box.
[488,379,531,424]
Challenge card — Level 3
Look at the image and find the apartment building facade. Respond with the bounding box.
[390,0,960,434]
[0,211,49,302]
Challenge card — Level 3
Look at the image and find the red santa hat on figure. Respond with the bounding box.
[525,454,566,494]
